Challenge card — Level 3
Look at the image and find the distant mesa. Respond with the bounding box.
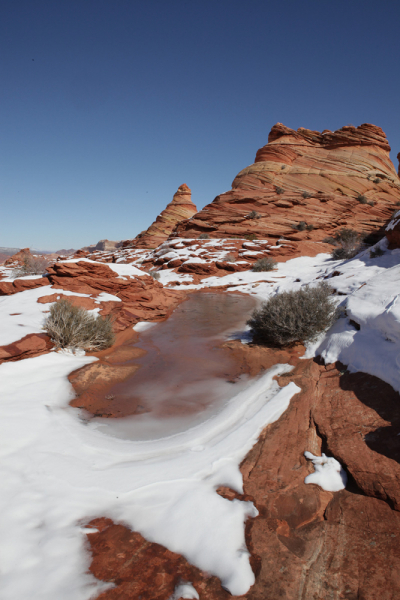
[131,184,198,249]
[173,123,400,244]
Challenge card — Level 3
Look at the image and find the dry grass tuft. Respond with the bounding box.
[43,299,115,351]
[247,282,337,347]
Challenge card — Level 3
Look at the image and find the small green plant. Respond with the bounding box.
[357,194,368,204]
[302,191,312,199]
[43,299,115,351]
[323,236,336,245]
[247,210,261,219]
[252,257,277,272]
[370,247,385,258]
[275,186,284,195]
[247,282,337,347]
[245,233,257,241]
[199,233,210,239]
[291,221,307,231]
[328,228,363,260]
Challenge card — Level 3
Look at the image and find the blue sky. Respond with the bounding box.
[1,0,400,250]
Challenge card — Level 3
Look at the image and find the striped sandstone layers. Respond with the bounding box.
[173,123,400,242]
[133,184,197,249]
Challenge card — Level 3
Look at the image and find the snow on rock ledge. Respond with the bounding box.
[304,451,347,491]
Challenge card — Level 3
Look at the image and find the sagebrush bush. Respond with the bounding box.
[302,191,312,199]
[331,228,362,260]
[224,253,236,262]
[275,186,284,195]
[149,271,160,280]
[370,247,385,258]
[247,282,337,347]
[12,255,49,278]
[357,194,368,204]
[245,234,257,241]
[199,233,210,239]
[252,257,277,272]
[43,299,115,351]
[291,221,307,231]
[247,210,261,219]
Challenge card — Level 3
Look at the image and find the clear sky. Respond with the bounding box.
[1,0,400,250]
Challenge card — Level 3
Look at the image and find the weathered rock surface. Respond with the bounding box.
[44,261,185,332]
[0,333,53,363]
[132,184,198,249]
[0,261,185,362]
[174,123,400,243]
[86,351,400,599]
[386,209,400,249]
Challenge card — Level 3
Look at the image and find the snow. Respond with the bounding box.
[304,451,347,491]
[133,321,157,331]
[168,582,199,600]
[3,234,400,596]
[0,350,298,599]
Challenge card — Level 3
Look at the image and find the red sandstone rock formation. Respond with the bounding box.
[173,123,400,243]
[85,350,400,599]
[133,184,198,249]
[0,261,185,363]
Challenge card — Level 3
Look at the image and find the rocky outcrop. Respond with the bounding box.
[173,123,400,243]
[386,209,400,248]
[83,240,123,253]
[0,333,53,363]
[0,261,185,363]
[44,261,185,332]
[133,184,198,249]
[84,351,400,599]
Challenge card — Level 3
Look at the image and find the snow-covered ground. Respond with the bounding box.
[2,235,400,598]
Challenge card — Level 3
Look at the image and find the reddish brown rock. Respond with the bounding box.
[132,184,198,249]
[386,211,400,249]
[0,277,50,296]
[173,123,400,244]
[0,333,53,363]
[86,351,400,599]
[44,261,185,332]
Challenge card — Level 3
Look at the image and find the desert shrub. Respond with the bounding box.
[247,210,261,219]
[357,194,368,204]
[252,257,277,272]
[396,201,400,206]
[370,247,385,258]
[306,224,314,231]
[149,271,160,279]
[367,200,375,206]
[43,299,115,351]
[291,221,307,231]
[374,178,380,184]
[224,253,236,262]
[247,282,337,347]
[199,233,210,239]
[330,228,362,260]
[323,236,336,245]
[302,191,312,199]
[275,186,284,195]
[245,233,257,241]
[12,255,48,278]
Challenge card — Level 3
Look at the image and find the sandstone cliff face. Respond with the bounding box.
[133,184,198,249]
[173,123,400,242]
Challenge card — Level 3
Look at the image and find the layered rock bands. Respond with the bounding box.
[173,123,400,243]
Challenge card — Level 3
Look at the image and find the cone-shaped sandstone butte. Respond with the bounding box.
[173,123,400,242]
[132,184,197,249]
